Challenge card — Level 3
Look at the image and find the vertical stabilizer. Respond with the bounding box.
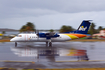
[75,20,91,34]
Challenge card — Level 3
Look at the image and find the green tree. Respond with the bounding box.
[19,25,27,32]
[19,22,35,32]
[2,31,5,34]
[60,25,75,33]
[103,28,105,30]
[88,23,96,35]
[49,29,54,32]
[26,22,35,31]
[97,26,103,32]
[98,26,103,30]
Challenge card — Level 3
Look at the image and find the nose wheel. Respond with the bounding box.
[15,42,17,47]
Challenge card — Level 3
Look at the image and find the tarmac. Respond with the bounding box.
[0,41,105,69]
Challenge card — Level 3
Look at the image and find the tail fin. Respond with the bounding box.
[75,20,91,34]
[68,20,91,34]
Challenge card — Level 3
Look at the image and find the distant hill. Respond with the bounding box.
[0,28,19,32]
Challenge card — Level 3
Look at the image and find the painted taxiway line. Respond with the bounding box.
[0,60,35,63]
[56,60,105,62]
[0,60,105,63]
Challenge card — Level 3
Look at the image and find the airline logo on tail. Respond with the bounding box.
[79,26,87,31]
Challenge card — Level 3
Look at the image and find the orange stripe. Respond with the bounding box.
[67,34,86,38]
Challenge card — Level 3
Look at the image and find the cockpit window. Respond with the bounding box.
[18,35,22,37]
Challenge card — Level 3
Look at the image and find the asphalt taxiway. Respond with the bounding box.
[0,42,105,69]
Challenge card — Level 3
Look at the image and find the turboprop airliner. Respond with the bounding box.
[10,20,91,46]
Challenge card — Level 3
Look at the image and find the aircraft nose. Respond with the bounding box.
[10,38,15,42]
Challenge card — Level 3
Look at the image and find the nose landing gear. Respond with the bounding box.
[15,42,17,47]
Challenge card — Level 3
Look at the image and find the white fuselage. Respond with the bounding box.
[10,20,91,43]
[10,34,71,42]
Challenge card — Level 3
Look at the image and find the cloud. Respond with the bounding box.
[18,8,60,17]
[1,0,105,14]
[1,0,105,30]
[1,11,105,30]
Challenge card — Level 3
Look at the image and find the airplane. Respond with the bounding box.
[10,20,91,46]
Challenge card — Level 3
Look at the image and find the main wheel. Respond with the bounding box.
[46,42,48,47]
[49,42,52,47]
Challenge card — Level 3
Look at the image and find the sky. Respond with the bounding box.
[0,0,105,30]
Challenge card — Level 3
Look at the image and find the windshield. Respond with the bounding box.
[17,35,22,37]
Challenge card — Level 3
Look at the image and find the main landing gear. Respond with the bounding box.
[46,41,52,47]
[49,42,52,47]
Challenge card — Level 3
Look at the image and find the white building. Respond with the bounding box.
[93,30,105,36]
